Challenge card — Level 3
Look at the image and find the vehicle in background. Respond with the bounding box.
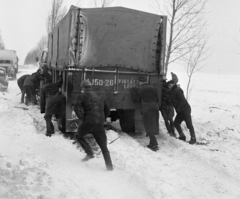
[0,49,18,79]
[0,67,9,91]
[39,6,167,133]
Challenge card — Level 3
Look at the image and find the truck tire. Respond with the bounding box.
[118,109,135,134]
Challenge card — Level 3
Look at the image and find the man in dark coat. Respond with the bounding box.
[17,74,30,103]
[40,65,52,88]
[167,79,196,144]
[40,76,66,137]
[74,80,113,171]
[160,80,175,137]
[17,69,41,104]
[131,77,159,151]
[23,70,42,105]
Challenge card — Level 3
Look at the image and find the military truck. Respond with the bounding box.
[39,5,167,133]
[0,67,8,91]
[0,49,18,79]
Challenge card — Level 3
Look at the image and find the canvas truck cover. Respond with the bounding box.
[48,6,166,72]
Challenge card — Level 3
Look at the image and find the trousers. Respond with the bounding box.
[76,121,113,169]
[174,106,196,139]
[24,85,37,105]
[44,114,65,135]
[142,102,159,146]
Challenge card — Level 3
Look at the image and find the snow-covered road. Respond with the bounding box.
[0,65,240,199]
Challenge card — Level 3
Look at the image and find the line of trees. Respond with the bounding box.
[24,0,88,65]
[24,36,47,65]
[24,0,67,65]
[0,30,5,50]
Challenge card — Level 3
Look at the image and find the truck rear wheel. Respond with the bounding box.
[117,109,135,134]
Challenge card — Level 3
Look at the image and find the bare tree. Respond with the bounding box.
[182,38,209,100]
[233,34,240,55]
[24,36,48,65]
[46,0,67,34]
[25,0,67,65]
[0,31,5,50]
[35,36,48,57]
[24,49,38,65]
[92,0,114,7]
[74,0,84,7]
[152,0,207,74]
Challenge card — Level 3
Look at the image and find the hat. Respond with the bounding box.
[138,76,147,82]
[167,80,175,85]
[81,79,92,87]
[171,72,178,84]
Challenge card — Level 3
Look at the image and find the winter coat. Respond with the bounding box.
[159,82,174,119]
[161,88,172,106]
[131,84,159,135]
[17,74,30,90]
[74,87,110,125]
[23,73,42,89]
[131,84,158,104]
[161,81,172,107]
[139,84,158,104]
[41,72,52,86]
[40,81,65,115]
[169,84,190,113]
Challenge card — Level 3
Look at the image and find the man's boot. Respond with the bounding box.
[103,152,113,171]
[178,136,186,141]
[21,94,24,103]
[174,122,186,141]
[189,138,196,145]
[82,154,94,161]
[189,129,196,143]
[147,144,159,151]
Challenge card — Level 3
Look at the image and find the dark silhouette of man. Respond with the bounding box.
[74,80,113,171]
[23,70,42,105]
[167,78,196,144]
[40,76,66,137]
[17,74,30,103]
[160,80,175,137]
[131,77,159,151]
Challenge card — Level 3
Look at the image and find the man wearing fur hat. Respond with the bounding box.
[74,79,113,171]
[167,73,196,144]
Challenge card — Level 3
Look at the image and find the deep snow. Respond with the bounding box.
[0,65,240,199]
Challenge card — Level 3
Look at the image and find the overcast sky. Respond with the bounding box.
[0,0,239,74]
